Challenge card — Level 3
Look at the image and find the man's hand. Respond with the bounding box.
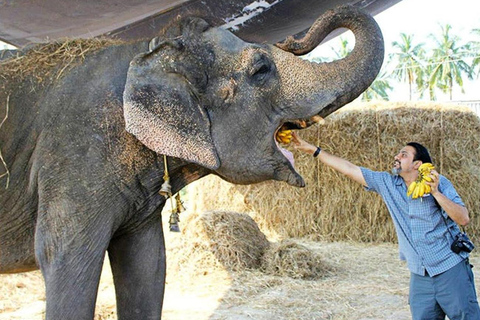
[425,170,440,195]
[292,131,317,155]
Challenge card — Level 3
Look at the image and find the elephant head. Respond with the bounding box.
[123,5,384,187]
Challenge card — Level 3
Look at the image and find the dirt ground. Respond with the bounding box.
[1,233,479,320]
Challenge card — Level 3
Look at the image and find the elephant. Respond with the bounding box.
[0,5,383,320]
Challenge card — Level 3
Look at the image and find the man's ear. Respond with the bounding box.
[413,160,422,170]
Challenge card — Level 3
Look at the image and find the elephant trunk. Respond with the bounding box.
[274,5,384,118]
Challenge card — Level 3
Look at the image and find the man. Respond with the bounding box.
[292,131,480,320]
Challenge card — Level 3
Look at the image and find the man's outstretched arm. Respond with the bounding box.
[292,132,367,187]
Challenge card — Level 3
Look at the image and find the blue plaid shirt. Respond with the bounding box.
[361,168,468,276]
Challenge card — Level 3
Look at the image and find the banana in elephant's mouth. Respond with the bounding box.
[275,125,293,145]
[274,115,324,169]
[275,125,295,168]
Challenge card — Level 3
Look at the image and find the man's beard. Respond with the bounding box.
[391,160,402,176]
[391,167,401,176]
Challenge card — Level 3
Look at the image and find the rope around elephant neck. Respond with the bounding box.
[162,154,182,232]
[163,155,175,212]
[163,154,170,185]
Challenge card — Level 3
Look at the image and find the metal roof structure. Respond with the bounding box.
[0,0,402,48]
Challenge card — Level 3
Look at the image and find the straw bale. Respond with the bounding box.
[179,211,270,272]
[261,239,332,279]
[188,101,480,243]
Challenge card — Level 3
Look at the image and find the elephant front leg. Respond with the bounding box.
[35,216,111,320]
[108,212,166,320]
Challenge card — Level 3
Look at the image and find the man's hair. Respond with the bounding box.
[407,142,432,164]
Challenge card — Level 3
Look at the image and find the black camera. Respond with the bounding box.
[451,232,475,254]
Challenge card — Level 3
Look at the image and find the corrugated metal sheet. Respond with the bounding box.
[0,0,401,47]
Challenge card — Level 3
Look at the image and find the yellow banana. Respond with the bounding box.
[424,184,431,194]
[276,128,293,144]
[407,181,417,197]
[417,182,425,198]
[419,163,435,174]
[422,175,433,182]
[277,130,291,136]
[412,183,420,199]
[408,162,435,199]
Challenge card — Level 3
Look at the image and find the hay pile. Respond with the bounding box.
[188,102,480,243]
[261,240,332,279]
[0,38,121,84]
[167,210,329,279]
[182,210,270,271]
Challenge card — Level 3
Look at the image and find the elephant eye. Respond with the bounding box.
[249,53,273,84]
[253,64,270,76]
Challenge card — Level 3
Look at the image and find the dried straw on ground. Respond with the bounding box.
[175,211,270,272]
[166,210,331,279]
[188,102,480,243]
[261,239,333,279]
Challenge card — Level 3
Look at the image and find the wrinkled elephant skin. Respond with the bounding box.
[0,5,383,320]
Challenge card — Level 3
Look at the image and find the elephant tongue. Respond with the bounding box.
[280,146,295,168]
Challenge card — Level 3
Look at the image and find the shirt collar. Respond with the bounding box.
[393,174,404,186]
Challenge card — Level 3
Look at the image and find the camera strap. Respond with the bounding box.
[435,199,466,240]
[435,200,474,255]
[441,212,457,242]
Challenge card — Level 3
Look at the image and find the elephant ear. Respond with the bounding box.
[123,50,220,170]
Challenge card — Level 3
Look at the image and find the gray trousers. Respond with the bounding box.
[409,259,480,320]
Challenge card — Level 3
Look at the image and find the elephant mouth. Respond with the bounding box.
[274,123,299,170]
[275,138,295,167]
[273,115,324,186]
[283,115,324,131]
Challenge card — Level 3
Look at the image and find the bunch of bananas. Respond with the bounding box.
[276,126,293,145]
[407,163,435,199]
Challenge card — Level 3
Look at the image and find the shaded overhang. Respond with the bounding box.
[0,0,402,48]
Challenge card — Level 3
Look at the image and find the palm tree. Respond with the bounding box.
[390,33,425,100]
[421,60,440,101]
[472,28,480,79]
[361,69,392,101]
[428,24,473,100]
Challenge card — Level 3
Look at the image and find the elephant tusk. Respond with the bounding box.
[311,115,325,125]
